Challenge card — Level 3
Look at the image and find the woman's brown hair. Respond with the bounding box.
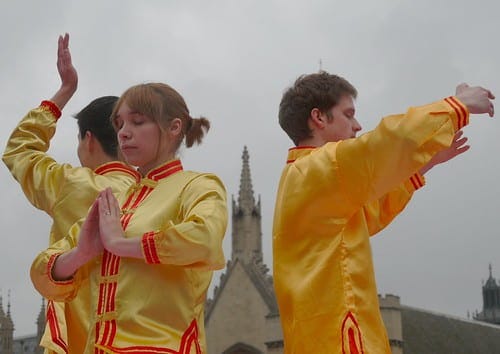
[112,82,210,148]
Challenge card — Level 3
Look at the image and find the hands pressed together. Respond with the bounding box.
[75,188,129,260]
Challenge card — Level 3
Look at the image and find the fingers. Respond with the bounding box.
[454,137,468,148]
[456,83,469,95]
[456,145,470,156]
[108,188,121,217]
[87,198,100,220]
[98,188,121,219]
[98,189,111,217]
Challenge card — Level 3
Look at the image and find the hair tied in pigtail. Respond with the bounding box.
[187,116,194,131]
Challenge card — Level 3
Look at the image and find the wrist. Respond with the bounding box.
[106,237,142,259]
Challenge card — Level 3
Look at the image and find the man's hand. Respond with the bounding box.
[419,130,469,175]
[49,33,78,111]
[57,33,78,94]
[456,83,495,117]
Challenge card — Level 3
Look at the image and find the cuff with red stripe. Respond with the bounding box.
[40,100,62,120]
[406,172,426,193]
[47,253,75,285]
[444,96,469,131]
[142,231,161,264]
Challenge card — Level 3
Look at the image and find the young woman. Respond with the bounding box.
[31,82,228,354]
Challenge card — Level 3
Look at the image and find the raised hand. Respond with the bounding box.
[57,33,78,94]
[456,83,495,117]
[49,33,77,110]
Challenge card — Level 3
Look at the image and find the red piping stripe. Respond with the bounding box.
[47,301,68,353]
[445,97,467,129]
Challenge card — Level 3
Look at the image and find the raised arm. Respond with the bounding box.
[2,34,78,213]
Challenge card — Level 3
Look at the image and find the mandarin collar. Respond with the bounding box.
[94,161,141,182]
[143,159,183,182]
[286,146,317,164]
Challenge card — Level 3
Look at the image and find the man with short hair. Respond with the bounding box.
[272,71,495,353]
[2,33,138,353]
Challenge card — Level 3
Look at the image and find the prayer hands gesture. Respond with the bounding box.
[75,199,103,261]
[76,188,142,258]
[96,188,126,252]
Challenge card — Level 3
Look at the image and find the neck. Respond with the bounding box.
[138,153,177,177]
[297,135,326,148]
[90,155,116,171]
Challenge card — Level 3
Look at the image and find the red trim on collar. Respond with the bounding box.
[288,145,316,151]
[95,162,141,182]
[146,160,183,181]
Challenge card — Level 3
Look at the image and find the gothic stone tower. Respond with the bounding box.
[0,294,14,354]
[205,147,283,354]
[231,146,263,265]
[474,264,500,325]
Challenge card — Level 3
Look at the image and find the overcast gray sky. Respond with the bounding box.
[1,0,499,337]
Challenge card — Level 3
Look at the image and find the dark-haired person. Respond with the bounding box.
[2,34,138,353]
[272,71,495,353]
[31,80,228,353]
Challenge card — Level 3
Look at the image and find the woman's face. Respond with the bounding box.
[115,102,171,174]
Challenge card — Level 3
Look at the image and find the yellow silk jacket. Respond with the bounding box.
[31,159,228,354]
[2,101,140,353]
[273,97,468,354]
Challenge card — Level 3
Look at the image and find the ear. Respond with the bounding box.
[83,131,98,154]
[309,108,326,130]
[168,118,183,137]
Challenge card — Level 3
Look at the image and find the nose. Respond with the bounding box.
[353,118,362,132]
[118,123,131,141]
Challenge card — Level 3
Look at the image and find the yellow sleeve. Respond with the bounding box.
[30,221,87,301]
[363,172,425,236]
[2,102,73,215]
[140,174,228,270]
[336,98,466,210]
[292,98,466,219]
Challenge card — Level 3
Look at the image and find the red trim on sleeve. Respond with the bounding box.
[444,96,468,130]
[47,254,74,285]
[142,231,161,264]
[409,172,425,191]
[40,100,62,120]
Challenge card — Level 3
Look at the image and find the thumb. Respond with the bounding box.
[455,83,469,95]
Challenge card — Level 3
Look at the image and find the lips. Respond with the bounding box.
[120,145,136,152]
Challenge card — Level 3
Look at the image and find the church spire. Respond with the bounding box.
[237,146,256,213]
[232,146,263,265]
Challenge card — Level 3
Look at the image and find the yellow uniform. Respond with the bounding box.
[273,97,468,353]
[2,101,140,353]
[31,159,228,354]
